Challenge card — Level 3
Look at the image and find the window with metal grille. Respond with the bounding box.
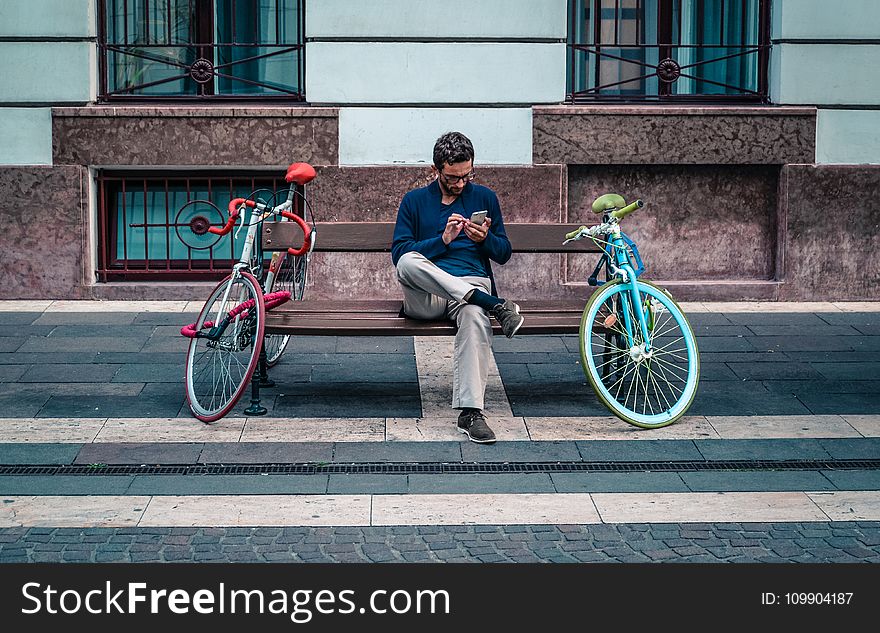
[567,0,771,102]
[96,172,302,281]
[98,0,304,100]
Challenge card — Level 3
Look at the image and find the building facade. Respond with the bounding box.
[1,0,878,301]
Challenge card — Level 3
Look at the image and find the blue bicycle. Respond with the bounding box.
[564,194,700,428]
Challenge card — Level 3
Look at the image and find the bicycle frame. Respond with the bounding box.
[594,222,654,354]
[206,182,308,339]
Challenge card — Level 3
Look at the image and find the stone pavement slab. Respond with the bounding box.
[74,442,204,465]
[694,438,832,461]
[0,418,105,443]
[820,470,880,491]
[0,495,149,528]
[327,474,408,494]
[333,441,461,463]
[679,470,837,492]
[707,415,861,439]
[817,437,880,459]
[0,476,135,495]
[461,440,581,463]
[808,491,880,521]
[198,442,334,464]
[0,443,82,465]
[139,495,372,527]
[125,475,330,496]
[575,439,703,462]
[371,493,602,526]
[592,492,830,523]
[549,472,690,493]
[406,473,556,494]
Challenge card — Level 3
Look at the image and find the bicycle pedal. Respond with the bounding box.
[259,378,276,388]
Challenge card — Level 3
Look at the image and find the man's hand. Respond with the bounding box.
[463,216,491,243]
[442,213,467,245]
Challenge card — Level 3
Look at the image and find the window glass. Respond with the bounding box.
[567,0,767,101]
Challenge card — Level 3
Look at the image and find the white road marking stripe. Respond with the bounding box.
[2,491,878,527]
[0,415,874,443]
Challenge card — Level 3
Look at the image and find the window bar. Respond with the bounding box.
[635,0,640,45]
[758,0,771,101]
[121,179,129,271]
[196,0,214,95]
[741,0,747,47]
[658,0,673,96]
[98,0,108,98]
[255,0,261,45]
[568,0,577,97]
[696,0,703,46]
[164,179,171,271]
[143,179,150,269]
[144,0,151,45]
[275,0,281,45]
[676,0,682,46]
[720,0,726,46]
[123,0,129,44]
[98,175,109,281]
[593,0,601,95]
[166,0,172,44]
[299,0,305,90]
[614,0,619,46]
[185,177,193,272]
[231,0,237,44]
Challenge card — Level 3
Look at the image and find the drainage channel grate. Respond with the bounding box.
[1,459,878,476]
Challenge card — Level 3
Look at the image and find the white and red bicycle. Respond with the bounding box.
[180,162,317,422]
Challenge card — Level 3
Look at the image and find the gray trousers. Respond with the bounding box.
[396,251,492,410]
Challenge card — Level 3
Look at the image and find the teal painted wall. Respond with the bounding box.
[0,0,95,37]
[0,109,53,165]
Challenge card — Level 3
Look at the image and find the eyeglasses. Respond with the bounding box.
[439,170,476,185]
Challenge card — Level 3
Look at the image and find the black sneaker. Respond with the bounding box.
[457,409,496,444]
[490,299,524,338]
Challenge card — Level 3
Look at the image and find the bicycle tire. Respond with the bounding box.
[579,279,700,428]
[185,271,266,422]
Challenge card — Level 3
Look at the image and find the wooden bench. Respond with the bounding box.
[261,221,603,337]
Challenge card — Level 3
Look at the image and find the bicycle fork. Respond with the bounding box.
[613,264,654,358]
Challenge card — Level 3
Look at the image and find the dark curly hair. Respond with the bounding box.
[432,131,474,169]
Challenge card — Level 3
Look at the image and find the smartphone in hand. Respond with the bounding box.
[469,210,488,226]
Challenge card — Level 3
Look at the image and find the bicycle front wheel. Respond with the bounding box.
[185,272,266,422]
[579,279,699,428]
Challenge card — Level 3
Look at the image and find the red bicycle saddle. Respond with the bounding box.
[285,162,316,185]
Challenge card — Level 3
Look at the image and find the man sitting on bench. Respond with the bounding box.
[391,131,523,444]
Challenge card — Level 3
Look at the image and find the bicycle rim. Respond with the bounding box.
[185,272,265,422]
[579,279,700,428]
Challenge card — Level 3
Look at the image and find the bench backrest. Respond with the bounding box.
[263,221,601,253]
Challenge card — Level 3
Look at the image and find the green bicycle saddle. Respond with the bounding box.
[591,193,627,214]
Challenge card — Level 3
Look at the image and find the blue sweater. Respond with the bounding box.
[391,180,512,294]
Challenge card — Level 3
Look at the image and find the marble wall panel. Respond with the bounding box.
[53,108,339,167]
[780,165,880,300]
[306,165,564,222]
[300,166,566,299]
[1,166,89,299]
[567,165,780,284]
[533,106,816,165]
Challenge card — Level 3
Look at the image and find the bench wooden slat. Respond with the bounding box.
[265,314,583,336]
[263,299,591,336]
[263,221,602,253]
[267,299,587,314]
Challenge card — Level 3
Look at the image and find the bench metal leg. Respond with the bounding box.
[243,348,269,416]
